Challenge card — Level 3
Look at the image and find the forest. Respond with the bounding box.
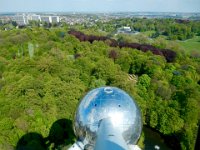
[93,18,200,40]
[68,30,177,62]
[0,18,200,150]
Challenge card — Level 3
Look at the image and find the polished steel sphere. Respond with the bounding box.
[74,87,142,146]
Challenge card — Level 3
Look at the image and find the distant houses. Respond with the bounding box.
[0,13,108,27]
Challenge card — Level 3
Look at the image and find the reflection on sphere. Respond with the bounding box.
[74,87,142,146]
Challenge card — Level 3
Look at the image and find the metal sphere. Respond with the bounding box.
[74,87,142,146]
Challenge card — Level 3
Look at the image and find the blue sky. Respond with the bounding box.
[0,0,199,12]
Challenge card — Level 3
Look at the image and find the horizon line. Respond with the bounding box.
[0,11,200,14]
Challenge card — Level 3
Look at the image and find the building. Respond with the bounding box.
[12,15,28,25]
[0,16,11,24]
[30,15,41,22]
[41,16,52,23]
[117,26,132,34]
[51,16,60,23]
[123,26,131,32]
[8,14,60,25]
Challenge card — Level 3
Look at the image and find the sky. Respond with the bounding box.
[0,0,199,13]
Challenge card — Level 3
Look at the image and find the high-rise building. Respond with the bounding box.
[12,15,28,25]
[30,15,41,22]
[51,16,60,23]
[41,16,52,23]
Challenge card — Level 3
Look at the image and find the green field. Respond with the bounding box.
[142,30,156,37]
[177,36,200,53]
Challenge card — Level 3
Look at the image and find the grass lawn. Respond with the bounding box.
[177,36,200,53]
[142,30,156,37]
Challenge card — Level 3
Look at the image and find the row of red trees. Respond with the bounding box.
[68,30,177,62]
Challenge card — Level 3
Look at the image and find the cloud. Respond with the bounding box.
[83,90,99,109]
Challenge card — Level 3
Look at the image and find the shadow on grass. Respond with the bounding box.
[16,119,75,150]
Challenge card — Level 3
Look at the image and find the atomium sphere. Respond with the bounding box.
[74,87,142,146]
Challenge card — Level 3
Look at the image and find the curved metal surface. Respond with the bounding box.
[74,87,142,147]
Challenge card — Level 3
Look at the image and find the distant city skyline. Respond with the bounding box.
[0,0,200,13]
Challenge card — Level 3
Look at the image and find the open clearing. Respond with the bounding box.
[177,36,200,53]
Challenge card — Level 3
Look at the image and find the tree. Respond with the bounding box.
[115,50,132,73]
[108,49,118,62]
[89,77,106,89]
[150,111,158,128]
[0,20,199,150]
[159,107,184,134]
[92,58,120,83]
[138,74,151,89]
